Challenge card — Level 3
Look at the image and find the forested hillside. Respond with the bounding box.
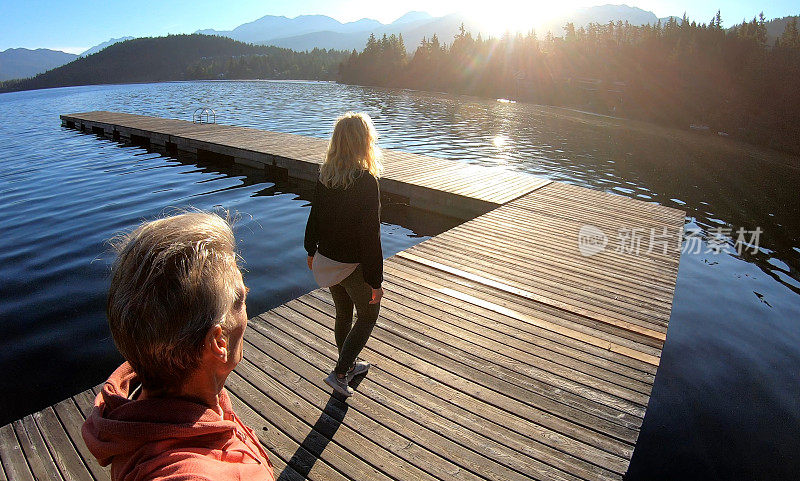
[0,34,348,92]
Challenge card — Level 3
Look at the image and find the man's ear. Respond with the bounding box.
[206,324,228,363]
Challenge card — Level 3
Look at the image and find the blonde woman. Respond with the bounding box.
[304,112,384,397]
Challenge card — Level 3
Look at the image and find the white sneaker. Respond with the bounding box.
[324,371,354,397]
[346,361,371,383]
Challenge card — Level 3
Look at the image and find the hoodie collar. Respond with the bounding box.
[82,362,239,466]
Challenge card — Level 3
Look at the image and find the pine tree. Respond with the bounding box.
[777,17,800,49]
[757,12,768,46]
[564,23,577,41]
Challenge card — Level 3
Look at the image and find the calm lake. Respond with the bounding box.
[0,80,798,480]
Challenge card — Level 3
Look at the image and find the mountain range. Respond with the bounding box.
[0,37,134,82]
[194,5,676,53]
[0,48,78,81]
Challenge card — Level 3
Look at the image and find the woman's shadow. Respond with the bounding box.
[278,375,366,480]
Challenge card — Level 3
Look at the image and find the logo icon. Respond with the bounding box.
[578,225,607,257]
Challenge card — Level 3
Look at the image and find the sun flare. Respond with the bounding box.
[461,0,574,36]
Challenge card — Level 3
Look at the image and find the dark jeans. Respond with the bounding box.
[329,265,380,375]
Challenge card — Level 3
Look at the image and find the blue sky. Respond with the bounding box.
[1,1,796,53]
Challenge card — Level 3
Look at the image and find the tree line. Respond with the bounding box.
[0,35,348,92]
[186,47,348,80]
[339,15,800,154]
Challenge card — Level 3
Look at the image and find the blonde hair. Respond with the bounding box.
[106,212,241,393]
[320,111,383,189]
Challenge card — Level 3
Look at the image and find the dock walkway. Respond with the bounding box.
[59,111,549,219]
[0,113,685,481]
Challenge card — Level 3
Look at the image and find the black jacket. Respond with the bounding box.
[304,171,383,288]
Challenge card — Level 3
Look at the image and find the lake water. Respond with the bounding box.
[0,81,798,480]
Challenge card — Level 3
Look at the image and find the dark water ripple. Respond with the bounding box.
[0,81,798,480]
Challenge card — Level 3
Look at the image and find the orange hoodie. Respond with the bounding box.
[82,363,275,481]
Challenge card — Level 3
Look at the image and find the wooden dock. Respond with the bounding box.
[0,112,685,480]
[59,111,550,219]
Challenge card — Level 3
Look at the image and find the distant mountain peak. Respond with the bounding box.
[251,14,289,22]
[571,4,658,24]
[81,37,134,57]
[295,14,336,19]
[346,17,381,26]
[591,3,651,13]
[391,11,433,25]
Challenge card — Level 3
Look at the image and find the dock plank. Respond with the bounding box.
[436,226,676,301]
[238,341,533,481]
[382,259,663,362]
[72,392,96,420]
[226,371,395,481]
[13,417,65,481]
[396,250,670,339]
[376,274,656,390]
[353,288,651,411]
[52,400,107,480]
[226,388,340,481]
[0,423,34,481]
[33,407,93,481]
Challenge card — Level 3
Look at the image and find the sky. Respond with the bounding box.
[1,0,797,53]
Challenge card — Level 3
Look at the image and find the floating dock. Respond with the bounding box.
[0,112,685,481]
[59,111,549,219]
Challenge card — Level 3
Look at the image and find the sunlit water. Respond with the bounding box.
[0,81,798,480]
